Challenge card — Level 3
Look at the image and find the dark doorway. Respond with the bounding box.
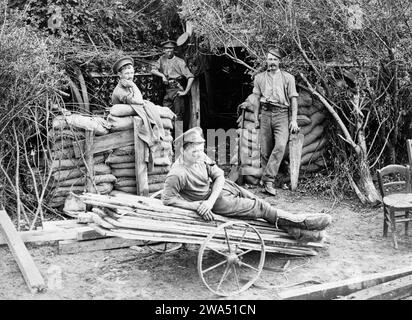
[203,49,253,130]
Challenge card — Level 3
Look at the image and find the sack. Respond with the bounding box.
[53,163,111,181]
[53,114,109,135]
[149,182,164,193]
[148,165,170,175]
[112,145,135,156]
[302,137,327,157]
[107,115,134,132]
[300,111,326,136]
[303,125,324,147]
[50,155,105,170]
[297,114,311,127]
[153,156,171,166]
[48,196,67,208]
[297,102,324,117]
[297,91,313,108]
[49,129,84,142]
[110,162,135,169]
[106,154,135,164]
[55,173,117,187]
[112,167,136,177]
[161,118,173,130]
[148,173,168,184]
[244,175,260,185]
[301,149,325,165]
[51,147,75,160]
[143,100,176,120]
[241,166,262,177]
[53,182,113,197]
[114,178,136,188]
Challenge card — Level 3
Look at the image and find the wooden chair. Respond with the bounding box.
[377,164,412,249]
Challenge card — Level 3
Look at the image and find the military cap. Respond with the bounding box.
[112,56,134,74]
[267,45,286,59]
[161,39,177,48]
[174,127,205,146]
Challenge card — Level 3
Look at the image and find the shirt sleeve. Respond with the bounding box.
[252,74,261,96]
[151,58,161,72]
[162,174,185,205]
[287,74,299,98]
[179,59,194,79]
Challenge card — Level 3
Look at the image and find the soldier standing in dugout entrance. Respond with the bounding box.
[253,45,300,196]
[151,40,195,129]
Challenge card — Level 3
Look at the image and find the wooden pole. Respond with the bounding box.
[189,78,201,128]
[85,130,95,193]
[133,117,149,196]
[0,209,46,293]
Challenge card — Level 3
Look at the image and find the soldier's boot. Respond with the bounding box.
[276,209,332,231]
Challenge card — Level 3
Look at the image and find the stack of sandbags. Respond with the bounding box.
[294,91,328,174]
[106,101,175,195]
[231,94,262,185]
[48,113,115,208]
[233,90,329,185]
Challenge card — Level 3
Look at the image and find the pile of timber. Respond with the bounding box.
[106,102,175,196]
[48,112,115,208]
[232,89,329,185]
[76,192,324,256]
[279,266,412,300]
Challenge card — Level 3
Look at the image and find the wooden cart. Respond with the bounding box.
[77,192,324,297]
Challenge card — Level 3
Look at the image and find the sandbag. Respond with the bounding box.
[153,149,172,159]
[239,148,260,161]
[152,141,173,153]
[53,114,109,135]
[53,163,111,181]
[110,162,135,169]
[303,125,324,147]
[162,134,173,143]
[148,173,168,184]
[237,110,256,124]
[48,129,85,141]
[114,186,136,193]
[114,178,136,188]
[55,174,117,187]
[50,155,105,170]
[148,183,164,193]
[241,166,262,177]
[112,168,136,177]
[51,147,76,160]
[107,115,134,132]
[297,102,324,117]
[116,183,164,194]
[144,100,176,119]
[52,139,80,151]
[300,111,326,136]
[297,90,313,107]
[301,150,325,165]
[106,154,135,164]
[240,140,260,152]
[112,145,135,156]
[237,128,259,143]
[148,165,170,175]
[301,137,327,157]
[240,155,261,167]
[300,163,321,173]
[239,94,260,112]
[297,115,311,127]
[153,156,171,166]
[48,196,67,207]
[53,182,113,197]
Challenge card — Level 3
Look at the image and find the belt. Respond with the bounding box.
[261,102,288,111]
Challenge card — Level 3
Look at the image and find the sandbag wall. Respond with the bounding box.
[232,90,329,185]
[106,102,175,196]
[48,113,115,208]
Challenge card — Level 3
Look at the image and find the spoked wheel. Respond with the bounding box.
[144,241,183,253]
[198,221,265,296]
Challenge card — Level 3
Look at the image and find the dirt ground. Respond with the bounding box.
[2,186,412,300]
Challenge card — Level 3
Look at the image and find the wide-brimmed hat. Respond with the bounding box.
[112,56,134,74]
[266,45,286,59]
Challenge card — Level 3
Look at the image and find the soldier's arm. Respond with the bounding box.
[162,175,201,211]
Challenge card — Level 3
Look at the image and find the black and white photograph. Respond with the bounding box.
[1,0,412,307]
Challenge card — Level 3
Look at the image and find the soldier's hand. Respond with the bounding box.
[120,79,134,88]
[289,120,299,134]
[176,90,187,96]
[162,75,168,85]
[197,200,214,216]
[200,209,215,221]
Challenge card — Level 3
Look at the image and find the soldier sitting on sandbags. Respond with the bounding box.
[111,56,144,105]
[161,127,332,242]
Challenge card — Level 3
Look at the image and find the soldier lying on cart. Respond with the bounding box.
[162,127,332,242]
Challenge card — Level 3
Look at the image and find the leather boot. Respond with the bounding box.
[276,209,332,230]
[264,181,277,196]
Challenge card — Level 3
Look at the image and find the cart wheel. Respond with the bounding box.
[144,241,183,253]
[198,221,265,296]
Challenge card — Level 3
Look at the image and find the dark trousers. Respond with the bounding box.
[163,87,185,122]
[260,108,289,183]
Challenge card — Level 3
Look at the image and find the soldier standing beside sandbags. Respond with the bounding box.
[253,46,299,196]
[150,40,194,129]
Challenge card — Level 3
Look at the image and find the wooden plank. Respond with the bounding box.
[58,237,146,254]
[85,130,95,193]
[407,139,412,166]
[289,133,304,191]
[279,266,412,300]
[337,274,412,300]
[0,210,46,293]
[189,78,201,128]
[73,129,134,157]
[134,117,149,196]
[76,228,106,241]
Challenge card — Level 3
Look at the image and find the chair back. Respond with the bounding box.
[377,164,412,197]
